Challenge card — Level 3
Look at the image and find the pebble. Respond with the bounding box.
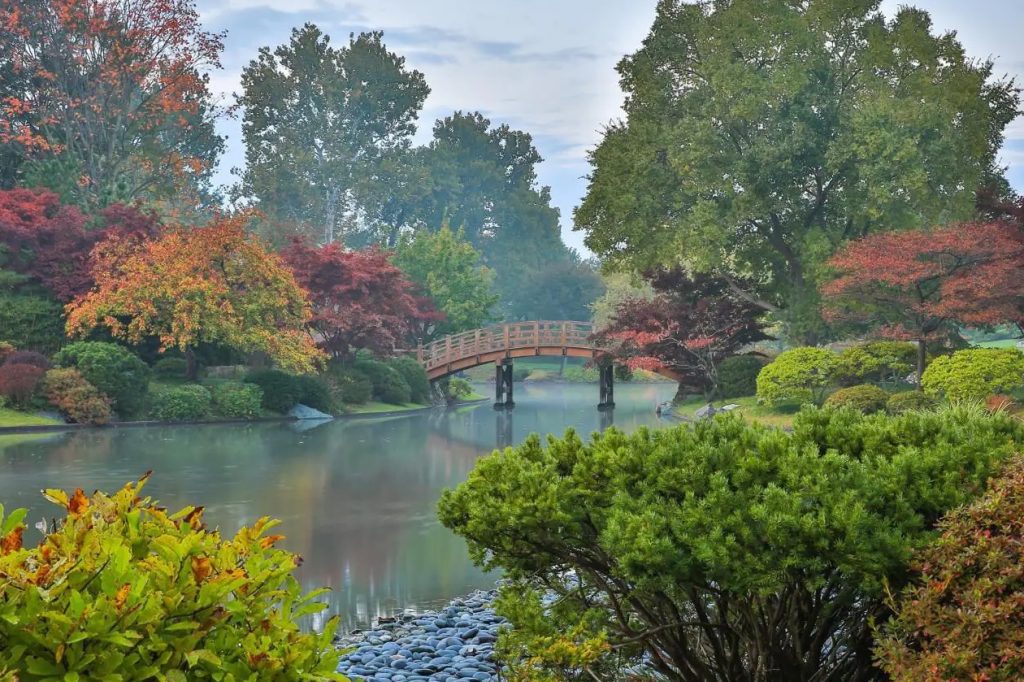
[335,590,506,681]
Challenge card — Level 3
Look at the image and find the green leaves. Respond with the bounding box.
[921,348,1024,402]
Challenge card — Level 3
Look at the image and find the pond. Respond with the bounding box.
[0,381,676,629]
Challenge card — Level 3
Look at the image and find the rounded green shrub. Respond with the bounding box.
[330,368,372,405]
[211,382,263,419]
[716,355,764,398]
[835,341,917,386]
[294,375,333,414]
[387,356,431,403]
[755,347,838,406]
[243,369,299,414]
[0,477,341,679]
[447,377,474,400]
[150,384,211,422]
[824,384,889,414]
[354,359,411,405]
[921,348,1024,402]
[42,368,112,425]
[152,357,188,381]
[54,342,150,416]
[887,390,938,415]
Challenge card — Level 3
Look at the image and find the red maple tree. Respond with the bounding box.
[281,240,440,361]
[594,269,770,399]
[822,222,1024,379]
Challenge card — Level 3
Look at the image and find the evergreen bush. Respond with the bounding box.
[886,390,938,415]
[210,382,263,419]
[835,341,916,386]
[330,368,372,405]
[387,356,431,403]
[716,355,764,398]
[150,385,211,422]
[243,369,299,414]
[354,359,411,405]
[921,348,1024,401]
[824,384,889,414]
[293,375,333,414]
[54,342,150,416]
[755,347,838,406]
[152,357,188,381]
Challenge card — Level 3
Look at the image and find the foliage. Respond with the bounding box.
[41,368,112,425]
[149,384,212,422]
[876,457,1024,681]
[353,358,412,405]
[439,407,1024,682]
[835,342,917,386]
[328,367,373,406]
[53,342,150,416]
[590,271,655,329]
[393,224,498,339]
[887,391,938,415]
[575,1,1019,343]
[244,370,299,414]
[921,348,1024,402]
[756,347,839,406]
[510,256,604,323]
[0,0,225,206]
[66,214,323,374]
[716,355,765,399]
[823,223,1024,377]
[153,357,188,382]
[0,363,45,409]
[0,291,65,355]
[2,351,49,370]
[210,382,263,419]
[281,239,436,360]
[824,384,890,414]
[0,475,342,679]
[594,269,770,399]
[387,356,431,404]
[446,377,474,401]
[293,375,333,414]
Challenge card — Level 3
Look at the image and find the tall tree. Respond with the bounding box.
[576,0,1020,342]
[594,269,770,399]
[237,25,429,244]
[66,215,322,377]
[393,224,498,340]
[281,240,438,360]
[0,0,225,207]
[821,222,1024,379]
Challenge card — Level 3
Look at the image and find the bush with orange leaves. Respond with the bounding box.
[0,474,343,680]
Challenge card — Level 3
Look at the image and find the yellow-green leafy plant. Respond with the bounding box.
[921,348,1024,402]
[824,384,889,414]
[0,475,344,680]
[755,347,838,406]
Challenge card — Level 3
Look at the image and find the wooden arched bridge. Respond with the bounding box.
[413,321,668,410]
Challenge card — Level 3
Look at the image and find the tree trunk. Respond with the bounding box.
[185,348,198,381]
[916,339,927,390]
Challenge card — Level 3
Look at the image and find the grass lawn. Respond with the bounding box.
[673,396,799,430]
[0,408,62,428]
[344,401,430,415]
[976,339,1021,349]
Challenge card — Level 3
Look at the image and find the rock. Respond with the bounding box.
[720,404,740,412]
[694,403,717,420]
[288,403,334,421]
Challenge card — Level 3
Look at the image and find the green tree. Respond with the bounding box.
[505,253,604,321]
[236,25,429,244]
[590,271,656,328]
[393,224,498,340]
[575,1,1019,342]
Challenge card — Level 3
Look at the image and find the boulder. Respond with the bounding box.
[288,403,333,421]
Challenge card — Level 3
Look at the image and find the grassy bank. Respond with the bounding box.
[0,408,62,428]
[673,396,799,429]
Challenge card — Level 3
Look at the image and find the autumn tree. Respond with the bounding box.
[237,25,429,244]
[281,240,438,361]
[576,1,1020,342]
[0,0,225,207]
[594,269,770,400]
[66,215,321,378]
[392,225,497,340]
[821,222,1024,380]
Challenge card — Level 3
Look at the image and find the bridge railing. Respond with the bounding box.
[419,321,597,373]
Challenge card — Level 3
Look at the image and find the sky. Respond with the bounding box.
[198,0,1024,253]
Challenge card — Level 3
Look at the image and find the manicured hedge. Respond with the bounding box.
[211,382,263,419]
[824,384,889,414]
[149,384,211,422]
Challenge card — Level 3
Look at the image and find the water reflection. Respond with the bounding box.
[0,382,676,628]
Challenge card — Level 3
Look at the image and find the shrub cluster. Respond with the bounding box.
[54,341,150,416]
[293,375,333,413]
[921,347,1024,401]
[152,356,188,381]
[447,377,474,401]
[211,382,263,419]
[755,347,838,406]
[41,368,112,425]
[354,358,411,405]
[834,341,916,386]
[824,384,889,414]
[0,476,342,679]
[715,355,764,398]
[243,369,333,414]
[329,367,373,405]
[387,355,431,403]
[150,384,212,421]
[0,363,45,409]
[886,390,938,415]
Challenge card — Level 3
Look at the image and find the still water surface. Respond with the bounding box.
[0,382,675,628]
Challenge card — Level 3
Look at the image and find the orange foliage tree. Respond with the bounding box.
[66,215,323,377]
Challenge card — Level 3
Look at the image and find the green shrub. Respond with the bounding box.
[293,375,333,414]
[354,359,411,405]
[42,368,112,425]
[439,406,1024,682]
[877,457,1024,681]
[716,355,764,398]
[755,347,838,406]
[152,357,188,381]
[150,384,211,422]
[211,382,263,419]
[54,342,150,416]
[921,348,1024,401]
[887,390,938,415]
[0,477,342,679]
[388,356,431,403]
[824,384,889,414]
[447,377,474,400]
[243,369,299,414]
[835,341,917,386]
[0,291,64,354]
[330,367,373,405]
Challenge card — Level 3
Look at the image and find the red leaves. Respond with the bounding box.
[0,526,23,554]
[67,488,90,517]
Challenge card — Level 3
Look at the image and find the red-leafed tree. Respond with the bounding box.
[0,188,161,300]
[594,269,771,400]
[0,0,225,204]
[281,240,440,361]
[822,222,1024,380]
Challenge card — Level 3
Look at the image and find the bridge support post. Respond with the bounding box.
[598,365,615,411]
[494,359,515,410]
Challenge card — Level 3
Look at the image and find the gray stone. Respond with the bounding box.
[694,403,717,420]
[288,403,334,421]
